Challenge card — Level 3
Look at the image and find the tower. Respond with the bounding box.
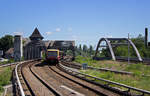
[14,35,22,61]
[24,28,46,60]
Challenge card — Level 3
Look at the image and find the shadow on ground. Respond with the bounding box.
[35,61,57,67]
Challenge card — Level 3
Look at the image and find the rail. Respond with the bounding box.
[0,62,19,67]
[59,63,150,96]
[15,62,25,96]
[29,62,62,96]
[61,62,133,75]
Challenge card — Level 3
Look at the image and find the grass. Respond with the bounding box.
[0,67,12,94]
[0,59,15,65]
[75,56,150,91]
[75,56,150,76]
[80,69,150,91]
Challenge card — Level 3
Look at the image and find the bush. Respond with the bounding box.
[0,86,4,92]
[0,67,12,92]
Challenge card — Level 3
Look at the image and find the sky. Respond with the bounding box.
[0,0,150,48]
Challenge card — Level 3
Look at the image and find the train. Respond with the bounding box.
[45,48,75,64]
[45,49,61,64]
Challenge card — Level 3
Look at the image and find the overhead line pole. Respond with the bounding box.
[128,33,130,64]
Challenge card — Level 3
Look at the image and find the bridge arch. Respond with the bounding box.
[94,38,142,61]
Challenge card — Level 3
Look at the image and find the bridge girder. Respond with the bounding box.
[94,38,142,61]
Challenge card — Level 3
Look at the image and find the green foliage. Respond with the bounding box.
[114,46,128,57]
[8,59,14,63]
[0,86,4,92]
[0,35,14,53]
[76,56,150,91]
[75,56,97,66]
[0,67,12,92]
[22,40,26,45]
[131,34,144,49]
[100,48,111,57]
[66,50,73,56]
[79,44,82,51]
[83,44,88,52]
[21,56,24,61]
[125,63,143,71]
[42,51,46,60]
[75,56,150,76]
[0,59,15,65]
[88,45,94,56]
[81,69,150,91]
[75,45,95,57]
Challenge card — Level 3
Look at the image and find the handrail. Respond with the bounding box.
[59,63,150,95]
[15,62,25,96]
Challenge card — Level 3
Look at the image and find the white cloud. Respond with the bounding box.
[55,28,61,32]
[45,32,53,35]
[13,32,23,35]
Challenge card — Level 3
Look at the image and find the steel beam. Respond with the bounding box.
[94,38,116,60]
[94,37,142,61]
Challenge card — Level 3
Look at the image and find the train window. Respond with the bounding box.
[48,51,58,57]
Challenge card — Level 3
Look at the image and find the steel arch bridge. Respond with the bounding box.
[93,38,142,62]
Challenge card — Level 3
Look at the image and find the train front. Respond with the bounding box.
[46,49,60,64]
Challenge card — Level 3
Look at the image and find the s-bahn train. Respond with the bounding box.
[45,49,60,64]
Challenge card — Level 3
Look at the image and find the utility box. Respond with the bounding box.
[82,63,87,70]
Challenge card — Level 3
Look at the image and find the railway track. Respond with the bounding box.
[16,60,113,96]
[15,60,150,96]
[32,62,118,96]
[49,65,119,96]
[61,61,133,75]
[60,61,150,96]
[16,60,61,96]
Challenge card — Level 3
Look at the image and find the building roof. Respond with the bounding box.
[29,28,43,40]
[43,40,51,48]
[5,48,14,54]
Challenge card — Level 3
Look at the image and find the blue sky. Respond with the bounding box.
[0,0,150,47]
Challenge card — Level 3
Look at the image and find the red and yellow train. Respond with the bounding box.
[45,49,60,64]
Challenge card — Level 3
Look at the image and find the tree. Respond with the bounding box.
[83,44,88,52]
[131,34,144,49]
[89,45,93,56]
[100,48,111,57]
[0,35,14,54]
[79,44,82,51]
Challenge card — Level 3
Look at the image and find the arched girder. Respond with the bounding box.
[94,38,142,61]
[126,39,142,61]
[94,38,116,60]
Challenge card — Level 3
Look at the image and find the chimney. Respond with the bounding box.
[145,28,148,48]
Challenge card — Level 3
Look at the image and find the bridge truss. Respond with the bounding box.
[93,38,142,61]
